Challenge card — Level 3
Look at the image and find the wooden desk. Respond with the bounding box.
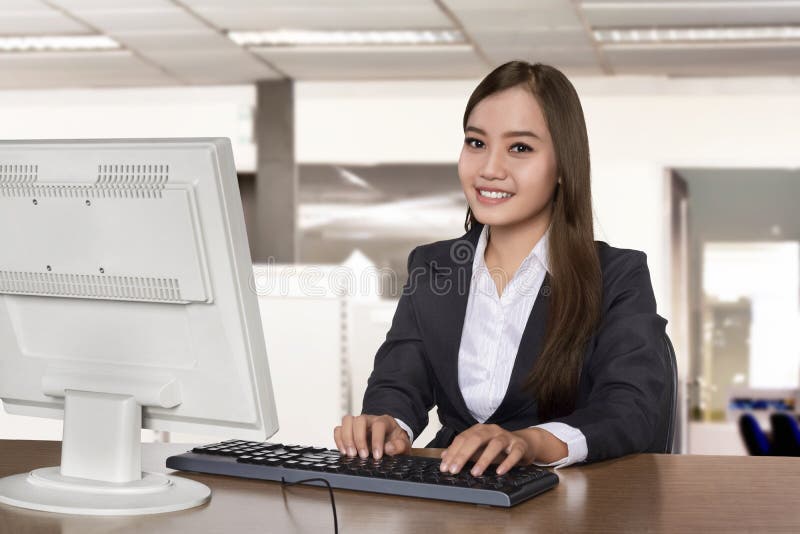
[1,440,799,533]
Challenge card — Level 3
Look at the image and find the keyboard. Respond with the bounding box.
[166,440,559,507]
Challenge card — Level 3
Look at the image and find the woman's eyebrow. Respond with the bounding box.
[465,126,541,140]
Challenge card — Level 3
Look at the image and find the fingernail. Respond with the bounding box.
[348,447,356,456]
[471,467,480,476]
[374,449,381,458]
[449,465,458,474]
[338,448,345,455]
[359,449,367,458]
[440,463,448,472]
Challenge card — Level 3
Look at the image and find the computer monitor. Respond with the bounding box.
[0,138,278,515]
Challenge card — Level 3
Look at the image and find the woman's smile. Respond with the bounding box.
[475,187,515,205]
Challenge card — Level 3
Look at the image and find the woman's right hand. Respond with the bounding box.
[333,414,411,460]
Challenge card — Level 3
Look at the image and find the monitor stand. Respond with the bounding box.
[0,390,210,515]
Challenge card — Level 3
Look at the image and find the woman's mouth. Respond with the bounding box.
[476,187,514,205]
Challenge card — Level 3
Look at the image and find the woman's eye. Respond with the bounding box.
[510,143,533,153]
[464,137,484,149]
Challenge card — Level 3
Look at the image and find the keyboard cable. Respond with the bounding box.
[280,477,339,534]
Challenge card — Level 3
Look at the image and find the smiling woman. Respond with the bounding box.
[335,61,669,478]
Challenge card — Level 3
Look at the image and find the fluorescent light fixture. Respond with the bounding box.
[228,29,465,47]
[594,26,800,44]
[0,35,120,53]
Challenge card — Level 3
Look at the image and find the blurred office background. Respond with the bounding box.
[1,0,799,456]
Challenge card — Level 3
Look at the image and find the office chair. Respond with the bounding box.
[647,333,678,454]
[738,413,773,455]
[769,412,800,456]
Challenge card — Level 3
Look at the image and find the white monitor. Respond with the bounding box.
[0,138,278,515]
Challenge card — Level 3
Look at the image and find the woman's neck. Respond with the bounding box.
[484,212,550,271]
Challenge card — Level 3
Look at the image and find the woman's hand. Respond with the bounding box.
[333,414,411,460]
[440,424,535,476]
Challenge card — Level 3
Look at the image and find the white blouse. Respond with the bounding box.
[396,224,587,468]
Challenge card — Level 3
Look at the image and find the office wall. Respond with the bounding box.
[0,85,257,171]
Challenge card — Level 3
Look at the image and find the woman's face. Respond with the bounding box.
[458,84,559,230]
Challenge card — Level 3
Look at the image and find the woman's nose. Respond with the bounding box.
[480,148,508,180]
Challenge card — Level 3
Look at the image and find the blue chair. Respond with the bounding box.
[739,413,772,455]
[769,412,800,456]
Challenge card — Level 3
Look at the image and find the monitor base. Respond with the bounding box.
[0,467,210,516]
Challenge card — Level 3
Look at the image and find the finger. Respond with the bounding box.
[440,434,463,471]
[471,437,508,477]
[371,418,387,459]
[496,442,526,476]
[386,426,410,455]
[443,433,485,474]
[333,426,344,454]
[353,415,370,458]
[341,415,356,457]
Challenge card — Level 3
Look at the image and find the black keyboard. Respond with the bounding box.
[166,440,559,507]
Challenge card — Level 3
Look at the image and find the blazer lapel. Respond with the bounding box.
[422,223,483,427]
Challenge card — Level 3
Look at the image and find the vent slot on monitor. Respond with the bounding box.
[0,164,38,184]
[0,164,169,199]
[0,271,184,303]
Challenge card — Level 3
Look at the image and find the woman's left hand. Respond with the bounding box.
[439,424,534,477]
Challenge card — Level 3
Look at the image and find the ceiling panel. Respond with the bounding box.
[180,0,436,8]
[454,7,582,30]
[0,12,90,35]
[469,27,593,49]
[50,0,175,10]
[606,42,800,76]
[140,49,281,83]
[253,44,486,79]
[1,0,58,12]
[188,6,453,32]
[65,7,209,33]
[446,0,567,9]
[0,50,178,88]
[581,1,800,28]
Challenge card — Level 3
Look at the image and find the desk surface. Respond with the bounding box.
[0,440,798,533]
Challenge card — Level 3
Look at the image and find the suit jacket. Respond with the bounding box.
[362,222,669,463]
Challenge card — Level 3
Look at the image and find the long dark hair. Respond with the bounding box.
[462,61,602,421]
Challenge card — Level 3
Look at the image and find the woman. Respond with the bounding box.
[333,61,668,478]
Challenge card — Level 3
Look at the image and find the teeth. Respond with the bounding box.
[479,189,513,199]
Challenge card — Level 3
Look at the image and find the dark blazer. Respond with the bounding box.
[362,222,668,464]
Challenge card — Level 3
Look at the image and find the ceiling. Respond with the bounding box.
[2,0,800,88]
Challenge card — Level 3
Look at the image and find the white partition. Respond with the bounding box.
[257,295,344,448]
[348,300,442,447]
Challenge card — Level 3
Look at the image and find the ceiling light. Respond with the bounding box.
[0,35,121,53]
[228,29,465,47]
[594,26,800,44]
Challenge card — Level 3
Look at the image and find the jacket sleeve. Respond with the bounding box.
[361,247,435,439]
[549,250,668,463]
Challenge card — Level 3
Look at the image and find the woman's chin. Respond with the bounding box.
[471,208,514,227]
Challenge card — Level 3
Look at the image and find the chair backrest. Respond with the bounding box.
[769,412,800,456]
[739,413,773,455]
[647,333,678,454]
